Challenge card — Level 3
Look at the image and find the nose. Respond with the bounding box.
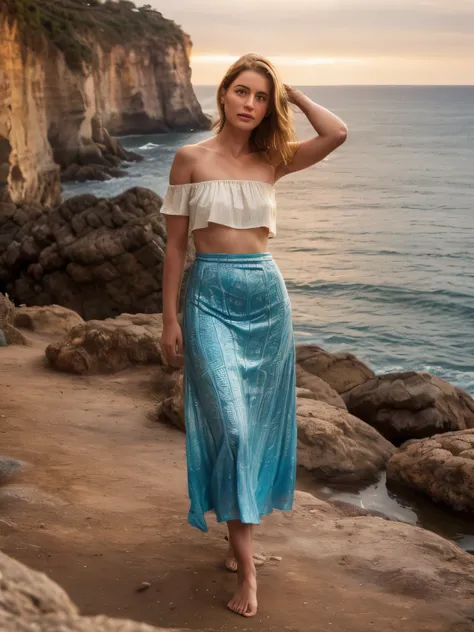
[244,94,256,110]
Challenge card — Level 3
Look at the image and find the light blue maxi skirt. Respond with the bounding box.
[182,252,297,532]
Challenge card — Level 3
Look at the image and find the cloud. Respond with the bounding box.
[140,0,474,58]
[136,1,474,83]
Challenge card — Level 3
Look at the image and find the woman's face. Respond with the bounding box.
[222,70,272,131]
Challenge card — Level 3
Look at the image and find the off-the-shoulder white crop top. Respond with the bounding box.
[159,179,277,238]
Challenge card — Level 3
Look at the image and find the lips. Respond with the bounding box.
[237,113,254,121]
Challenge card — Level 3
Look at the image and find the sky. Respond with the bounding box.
[136,0,474,85]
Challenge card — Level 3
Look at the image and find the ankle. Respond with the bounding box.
[238,562,257,580]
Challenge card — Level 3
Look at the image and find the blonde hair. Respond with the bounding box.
[213,53,298,166]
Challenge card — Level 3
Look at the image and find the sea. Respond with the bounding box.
[62,86,474,550]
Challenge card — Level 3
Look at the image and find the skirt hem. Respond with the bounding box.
[188,500,294,533]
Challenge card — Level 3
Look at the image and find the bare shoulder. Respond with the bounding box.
[169,144,200,184]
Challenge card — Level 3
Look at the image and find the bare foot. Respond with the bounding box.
[227,570,258,617]
[224,543,266,572]
[224,543,238,572]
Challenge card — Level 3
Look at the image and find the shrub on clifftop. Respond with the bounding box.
[3,0,183,70]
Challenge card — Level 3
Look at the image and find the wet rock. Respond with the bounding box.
[343,371,474,443]
[295,344,375,394]
[296,398,396,484]
[14,305,84,335]
[387,428,474,512]
[45,313,164,374]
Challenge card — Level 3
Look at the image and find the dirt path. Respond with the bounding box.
[0,335,472,631]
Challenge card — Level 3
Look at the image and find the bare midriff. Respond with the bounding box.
[192,222,270,254]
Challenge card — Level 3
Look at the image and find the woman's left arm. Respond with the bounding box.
[276,85,348,180]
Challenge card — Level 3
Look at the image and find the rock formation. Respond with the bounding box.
[387,429,474,512]
[46,313,164,374]
[0,187,194,319]
[295,363,347,409]
[295,344,375,393]
[14,304,84,334]
[296,398,396,483]
[0,0,209,205]
[343,371,474,443]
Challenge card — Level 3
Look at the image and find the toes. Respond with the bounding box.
[227,598,251,617]
[243,602,258,617]
[227,599,241,613]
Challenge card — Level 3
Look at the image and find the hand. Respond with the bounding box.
[160,320,184,367]
[284,84,303,105]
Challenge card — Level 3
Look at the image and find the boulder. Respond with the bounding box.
[0,187,195,320]
[295,344,374,394]
[295,363,346,408]
[296,398,396,484]
[0,293,28,345]
[14,305,84,335]
[0,550,193,631]
[343,371,474,443]
[45,313,163,374]
[387,429,474,513]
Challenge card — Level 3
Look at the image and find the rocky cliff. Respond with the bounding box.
[0,0,209,206]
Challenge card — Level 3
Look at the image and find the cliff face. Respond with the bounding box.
[92,34,207,136]
[0,19,61,206]
[0,1,209,206]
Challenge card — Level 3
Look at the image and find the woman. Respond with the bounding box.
[160,53,347,618]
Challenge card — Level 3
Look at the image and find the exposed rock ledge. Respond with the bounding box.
[0,187,194,320]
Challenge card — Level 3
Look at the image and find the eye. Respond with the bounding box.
[257,95,267,102]
[235,88,246,95]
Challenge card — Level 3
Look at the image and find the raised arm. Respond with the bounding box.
[161,146,194,365]
[276,86,348,180]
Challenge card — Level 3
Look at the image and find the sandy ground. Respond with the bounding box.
[0,334,473,632]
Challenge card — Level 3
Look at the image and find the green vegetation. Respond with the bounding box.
[4,0,183,71]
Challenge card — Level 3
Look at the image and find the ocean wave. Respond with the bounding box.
[286,280,474,318]
[346,249,474,261]
[138,142,162,150]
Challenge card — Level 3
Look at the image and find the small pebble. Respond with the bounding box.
[136,581,151,592]
[269,555,282,562]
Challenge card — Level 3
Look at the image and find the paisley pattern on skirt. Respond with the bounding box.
[183,252,297,532]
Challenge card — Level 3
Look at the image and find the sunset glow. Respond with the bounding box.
[191,55,366,67]
[137,0,474,85]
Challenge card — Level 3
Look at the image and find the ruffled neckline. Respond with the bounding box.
[168,179,275,189]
